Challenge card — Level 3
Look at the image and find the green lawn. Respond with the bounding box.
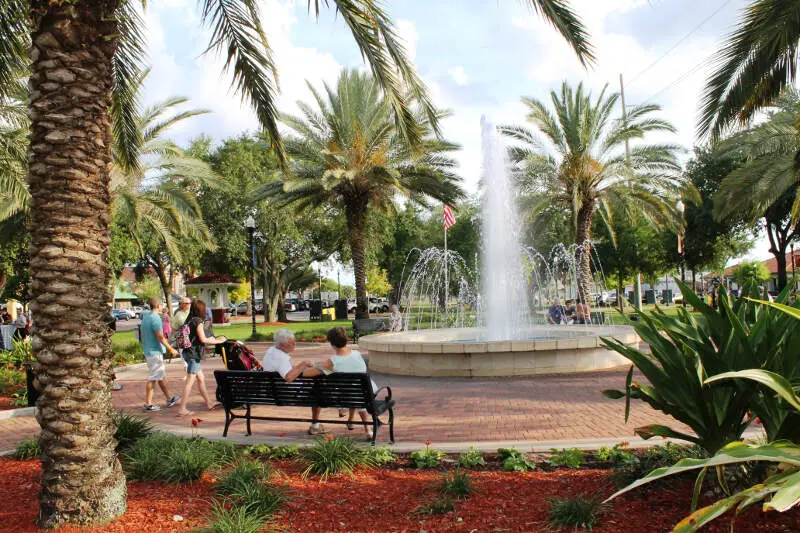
[111,319,353,350]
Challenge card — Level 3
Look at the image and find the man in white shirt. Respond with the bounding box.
[263,329,324,434]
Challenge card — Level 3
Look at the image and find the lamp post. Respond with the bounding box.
[676,200,686,307]
[792,243,797,295]
[245,215,257,337]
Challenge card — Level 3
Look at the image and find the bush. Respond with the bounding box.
[233,482,288,516]
[594,444,638,468]
[268,444,300,460]
[123,434,237,482]
[414,495,455,516]
[497,447,524,460]
[112,341,145,367]
[195,502,271,533]
[610,443,704,488]
[0,339,32,368]
[114,411,154,451]
[363,446,396,465]
[503,455,536,472]
[300,436,366,480]
[0,367,24,395]
[457,447,485,468]
[548,494,604,531]
[409,447,445,469]
[14,438,40,460]
[216,459,271,496]
[549,448,585,469]
[441,469,472,499]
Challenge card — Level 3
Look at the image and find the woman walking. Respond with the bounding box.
[176,299,226,417]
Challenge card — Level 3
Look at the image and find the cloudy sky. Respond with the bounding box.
[139,0,770,268]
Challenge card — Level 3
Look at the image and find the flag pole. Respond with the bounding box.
[444,216,448,324]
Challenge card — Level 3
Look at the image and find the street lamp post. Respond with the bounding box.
[245,216,257,337]
[676,200,686,307]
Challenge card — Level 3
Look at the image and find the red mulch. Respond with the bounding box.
[2,458,799,532]
[0,395,18,410]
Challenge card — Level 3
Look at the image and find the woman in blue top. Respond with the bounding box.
[302,326,373,440]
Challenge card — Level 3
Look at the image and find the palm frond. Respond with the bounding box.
[523,0,594,66]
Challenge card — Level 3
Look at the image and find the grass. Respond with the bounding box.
[216,459,272,496]
[299,436,370,480]
[123,433,237,483]
[414,495,455,516]
[547,494,605,531]
[14,438,40,460]
[113,411,154,451]
[194,502,273,533]
[441,469,473,499]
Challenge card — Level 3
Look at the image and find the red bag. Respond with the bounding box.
[226,342,263,371]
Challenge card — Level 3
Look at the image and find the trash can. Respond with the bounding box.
[334,299,349,320]
[645,290,656,304]
[662,289,673,304]
[309,300,322,321]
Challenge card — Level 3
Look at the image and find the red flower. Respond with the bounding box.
[619,441,630,447]
[278,432,287,437]
[424,440,432,447]
[326,434,333,441]
[191,419,198,427]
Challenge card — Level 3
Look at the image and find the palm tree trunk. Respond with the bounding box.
[575,202,594,307]
[346,201,369,319]
[28,1,126,527]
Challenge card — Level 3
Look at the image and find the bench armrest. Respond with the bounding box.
[374,385,392,401]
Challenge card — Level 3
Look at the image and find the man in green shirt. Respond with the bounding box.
[142,297,180,411]
[171,296,191,331]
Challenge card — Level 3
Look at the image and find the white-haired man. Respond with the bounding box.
[262,329,324,434]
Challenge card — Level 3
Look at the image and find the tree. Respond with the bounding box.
[732,260,770,287]
[763,190,800,291]
[699,1,800,140]
[6,0,592,525]
[260,70,465,318]
[682,147,754,289]
[365,265,391,296]
[501,81,687,305]
[132,274,161,302]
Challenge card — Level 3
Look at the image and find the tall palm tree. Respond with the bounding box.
[255,70,464,318]
[2,0,593,526]
[0,69,29,221]
[501,82,686,305]
[699,0,800,139]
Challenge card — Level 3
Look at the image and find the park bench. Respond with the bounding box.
[352,317,390,342]
[213,370,395,445]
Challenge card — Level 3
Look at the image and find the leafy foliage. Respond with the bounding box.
[14,437,39,460]
[498,448,536,472]
[113,412,154,451]
[732,261,770,286]
[409,447,446,469]
[548,493,605,531]
[123,434,236,482]
[548,448,585,469]
[441,469,473,500]
[299,436,370,480]
[362,446,397,466]
[215,458,272,496]
[194,502,272,533]
[0,366,24,395]
[243,443,300,460]
[456,447,486,469]
[594,444,638,467]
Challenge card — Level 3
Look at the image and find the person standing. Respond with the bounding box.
[262,329,318,432]
[13,308,28,340]
[171,297,191,331]
[141,297,180,411]
[176,299,226,417]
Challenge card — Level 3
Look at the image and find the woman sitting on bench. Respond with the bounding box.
[302,326,375,441]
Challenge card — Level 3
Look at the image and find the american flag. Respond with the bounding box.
[443,205,456,230]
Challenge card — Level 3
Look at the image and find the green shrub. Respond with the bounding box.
[456,447,485,468]
[11,387,28,406]
[268,444,299,460]
[549,448,585,469]
[409,447,445,469]
[14,438,40,460]
[233,482,288,516]
[548,494,604,531]
[0,339,32,367]
[300,436,366,480]
[114,411,154,451]
[195,502,270,533]
[414,495,455,516]
[441,469,472,499]
[610,443,703,488]
[595,444,638,467]
[503,455,536,472]
[0,367,24,395]
[112,341,145,367]
[497,447,524,460]
[123,433,236,482]
[362,446,396,465]
[216,459,271,496]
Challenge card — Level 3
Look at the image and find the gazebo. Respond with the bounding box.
[184,272,239,324]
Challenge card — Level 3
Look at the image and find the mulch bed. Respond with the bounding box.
[2,457,799,532]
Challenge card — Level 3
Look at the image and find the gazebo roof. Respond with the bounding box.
[185,272,239,286]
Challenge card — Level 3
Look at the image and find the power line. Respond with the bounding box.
[628,0,733,87]
[640,53,713,105]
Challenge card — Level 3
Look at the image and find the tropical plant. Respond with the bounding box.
[548,448,585,469]
[113,411,154,451]
[500,81,686,304]
[7,0,593,525]
[603,282,800,449]
[299,436,369,480]
[456,447,486,468]
[699,0,800,140]
[0,69,29,222]
[257,70,464,318]
[410,446,446,469]
[498,447,536,471]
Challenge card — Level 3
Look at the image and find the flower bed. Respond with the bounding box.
[2,454,799,533]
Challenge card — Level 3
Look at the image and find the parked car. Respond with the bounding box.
[369,297,389,313]
[130,305,146,319]
[112,309,129,321]
[235,301,249,315]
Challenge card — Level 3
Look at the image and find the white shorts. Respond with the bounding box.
[145,353,166,381]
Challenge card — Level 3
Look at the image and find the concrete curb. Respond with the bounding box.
[0,407,36,420]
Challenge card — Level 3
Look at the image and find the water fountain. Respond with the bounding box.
[358,119,637,376]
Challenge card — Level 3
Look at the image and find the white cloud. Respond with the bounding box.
[395,19,419,61]
[447,66,469,86]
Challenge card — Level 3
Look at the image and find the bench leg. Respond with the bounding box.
[223,409,232,438]
[371,416,379,446]
[388,407,395,444]
[246,405,252,436]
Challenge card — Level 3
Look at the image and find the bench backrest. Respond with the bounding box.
[352,318,389,333]
[214,370,375,410]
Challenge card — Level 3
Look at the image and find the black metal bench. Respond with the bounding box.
[352,318,390,342]
[213,370,395,445]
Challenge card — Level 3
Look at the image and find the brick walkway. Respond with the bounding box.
[0,343,693,453]
[109,343,688,446]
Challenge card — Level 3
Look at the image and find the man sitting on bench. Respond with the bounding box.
[262,329,323,435]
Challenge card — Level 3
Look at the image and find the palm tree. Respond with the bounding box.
[0,69,29,221]
[255,70,464,318]
[501,82,686,305]
[3,0,593,526]
[699,0,800,139]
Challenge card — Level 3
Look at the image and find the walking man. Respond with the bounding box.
[142,297,180,411]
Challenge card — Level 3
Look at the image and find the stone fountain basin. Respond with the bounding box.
[358,325,638,377]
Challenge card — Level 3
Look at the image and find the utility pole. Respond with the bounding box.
[337,270,341,300]
[620,74,642,312]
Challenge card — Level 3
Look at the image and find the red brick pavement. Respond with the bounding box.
[109,343,689,445]
[0,416,40,453]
